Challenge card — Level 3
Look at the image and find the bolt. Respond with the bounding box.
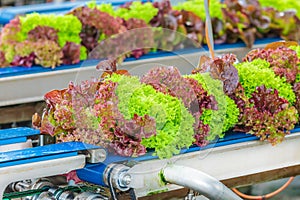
[121,174,132,186]
[96,150,106,160]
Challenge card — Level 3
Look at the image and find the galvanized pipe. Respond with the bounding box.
[163,165,242,200]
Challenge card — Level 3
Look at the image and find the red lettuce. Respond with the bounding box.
[62,42,81,65]
[222,0,256,47]
[150,0,203,49]
[11,52,36,67]
[79,25,100,52]
[123,18,152,59]
[68,6,126,53]
[185,77,217,146]
[0,17,22,43]
[293,83,300,119]
[234,85,298,145]
[0,51,8,67]
[181,10,205,44]
[150,0,173,28]
[69,7,126,36]
[262,7,300,41]
[193,54,239,95]
[27,25,58,43]
[34,77,156,157]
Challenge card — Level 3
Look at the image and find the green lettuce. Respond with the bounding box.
[186,73,239,139]
[174,0,224,21]
[235,59,296,104]
[258,0,300,18]
[109,74,195,158]
[89,1,158,24]
[19,13,82,47]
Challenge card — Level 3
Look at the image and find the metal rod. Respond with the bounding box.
[204,0,215,59]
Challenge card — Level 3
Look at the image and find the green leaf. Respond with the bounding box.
[235,59,296,104]
[109,74,195,158]
[174,0,224,21]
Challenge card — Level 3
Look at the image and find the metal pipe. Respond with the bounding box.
[162,165,242,200]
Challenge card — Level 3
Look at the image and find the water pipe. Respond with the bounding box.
[162,165,242,200]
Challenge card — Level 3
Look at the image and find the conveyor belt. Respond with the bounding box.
[0,38,281,106]
[2,126,291,167]
[0,141,99,167]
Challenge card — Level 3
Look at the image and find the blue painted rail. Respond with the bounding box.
[0,126,299,185]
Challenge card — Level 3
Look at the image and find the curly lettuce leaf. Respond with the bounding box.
[235,59,296,104]
[174,0,224,21]
[258,0,300,18]
[115,2,158,23]
[109,73,195,158]
[186,73,235,140]
[237,85,298,145]
[131,85,195,158]
[141,66,214,147]
[244,47,300,83]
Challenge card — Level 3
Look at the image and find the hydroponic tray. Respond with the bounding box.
[0,38,281,107]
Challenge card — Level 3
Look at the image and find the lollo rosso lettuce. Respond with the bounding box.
[293,83,300,120]
[34,77,157,157]
[235,85,298,145]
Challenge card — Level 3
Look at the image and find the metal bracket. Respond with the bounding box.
[84,148,107,164]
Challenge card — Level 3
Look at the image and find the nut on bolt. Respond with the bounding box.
[121,174,132,186]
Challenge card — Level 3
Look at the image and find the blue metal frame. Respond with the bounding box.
[0,127,40,145]
[0,127,40,140]
[0,141,99,167]
[0,137,27,146]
